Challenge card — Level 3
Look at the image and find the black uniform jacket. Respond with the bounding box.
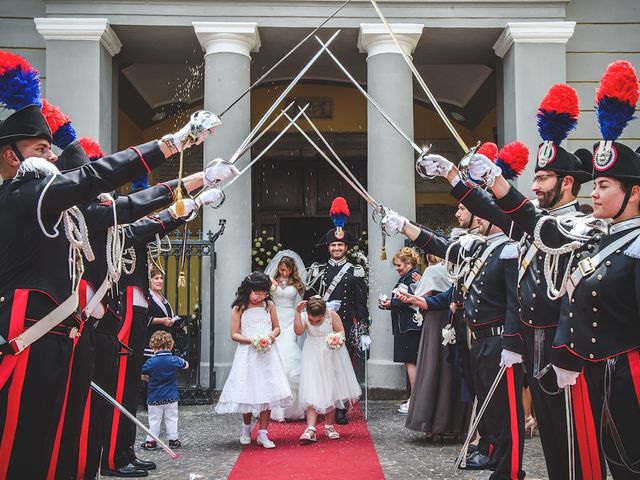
[0,141,165,340]
[496,186,640,371]
[453,182,582,353]
[304,258,369,326]
[413,226,518,334]
[389,267,421,334]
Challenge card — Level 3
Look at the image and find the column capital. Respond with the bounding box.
[34,17,122,56]
[358,23,423,59]
[493,21,575,58]
[193,22,260,58]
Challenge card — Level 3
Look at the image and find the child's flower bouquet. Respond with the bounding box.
[252,334,273,353]
[326,332,346,350]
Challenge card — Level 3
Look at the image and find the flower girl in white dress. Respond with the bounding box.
[215,272,292,448]
[294,296,361,444]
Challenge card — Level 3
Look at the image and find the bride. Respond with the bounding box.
[265,250,307,421]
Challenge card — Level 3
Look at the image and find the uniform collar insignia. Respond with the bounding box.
[609,217,640,235]
[549,199,579,216]
[328,257,347,267]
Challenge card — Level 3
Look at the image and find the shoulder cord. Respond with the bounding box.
[121,245,136,275]
[533,215,587,300]
[147,234,172,276]
[444,234,485,282]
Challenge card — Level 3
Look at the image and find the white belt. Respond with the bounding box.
[84,283,105,319]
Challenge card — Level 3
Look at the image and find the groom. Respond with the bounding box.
[305,197,370,425]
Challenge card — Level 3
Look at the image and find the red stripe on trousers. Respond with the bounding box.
[0,289,30,478]
[77,390,92,478]
[108,287,134,470]
[506,367,520,479]
[628,351,640,407]
[572,374,602,480]
[46,341,78,479]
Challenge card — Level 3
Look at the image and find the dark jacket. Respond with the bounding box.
[389,267,421,334]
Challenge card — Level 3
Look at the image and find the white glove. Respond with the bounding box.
[169,198,197,219]
[417,153,453,178]
[204,158,240,187]
[359,335,371,351]
[468,153,502,187]
[381,211,408,235]
[195,188,225,209]
[168,110,222,152]
[459,234,477,251]
[553,365,580,389]
[500,349,523,368]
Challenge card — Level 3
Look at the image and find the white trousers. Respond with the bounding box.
[146,402,179,441]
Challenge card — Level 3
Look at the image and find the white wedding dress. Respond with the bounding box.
[270,285,306,421]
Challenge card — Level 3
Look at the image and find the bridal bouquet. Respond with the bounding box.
[252,334,273,353]
[326,332,346,350]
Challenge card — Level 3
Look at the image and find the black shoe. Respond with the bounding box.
[335,408,348,425]
[458,451,492,470]
[466,443,478,455]
[130,457,156,471]
[101,464,148,477]
[140,440,157,451]
[168,439,181,448]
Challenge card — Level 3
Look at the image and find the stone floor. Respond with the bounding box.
[125,400,549,479]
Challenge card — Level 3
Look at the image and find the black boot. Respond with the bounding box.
[458,450,494,470]
[127,446,157,470]
[335,408,348,425]
[101,464,148,477]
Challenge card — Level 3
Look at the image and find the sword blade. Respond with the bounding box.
[565,386,575,480]
[90,381,179,460]
[218,0,350,118]
[454,364,507,471]
[230,30,341,164]
[315,36,423,155]
[368,0,469,153]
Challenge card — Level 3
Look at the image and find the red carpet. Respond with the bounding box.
[228,403,385,479]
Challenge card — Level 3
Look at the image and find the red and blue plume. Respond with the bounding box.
[330,197,350,229]
[477,142,498,161]
[537,84,579,144]
[79,137,103,161]
[0,50,42,110]
[595,60,638,141]
[41,99,77,149]
[495,141,529,180]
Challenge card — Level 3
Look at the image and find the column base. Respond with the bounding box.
[366,358,406,390]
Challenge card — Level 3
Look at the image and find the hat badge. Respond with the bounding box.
[537,141,556,168]
[593,140,617,171]
[334,227,345,240]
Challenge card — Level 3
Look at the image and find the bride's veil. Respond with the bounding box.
[264,249,307,288]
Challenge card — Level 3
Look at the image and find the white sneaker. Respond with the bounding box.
[397,400,409,414]
[256,436,276,449]
[240,433,251,445]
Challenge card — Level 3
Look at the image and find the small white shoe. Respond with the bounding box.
[256,436,276,449]
[397,400,410,415]
[240,434,251,445]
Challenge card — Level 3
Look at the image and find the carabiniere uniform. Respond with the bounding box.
[413,222,525,480]
[102,208,186,473]
[535,140,640,479]
[454,146,592,480]
[47,139,187,479]
[0,105,167,479]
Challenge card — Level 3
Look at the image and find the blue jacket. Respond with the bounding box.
[142,350,187,405]
[389,267,422,334]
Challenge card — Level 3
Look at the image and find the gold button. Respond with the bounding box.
[592,322,598,327]
[591,338,596,343]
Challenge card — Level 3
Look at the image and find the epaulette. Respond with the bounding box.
[353,264,365,277]
[500,242,520,260]
[624,234,640,259]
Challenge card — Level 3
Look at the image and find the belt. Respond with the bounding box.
[471,324,504,341]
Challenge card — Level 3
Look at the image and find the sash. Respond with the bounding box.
[518,243,538,283]
[566,229,640,299]
[462,236,509,293]
[323,262,352,302]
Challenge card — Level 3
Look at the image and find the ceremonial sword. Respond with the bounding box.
[368,0,469,153]
[217,0,350,118]
[90,382,179,460]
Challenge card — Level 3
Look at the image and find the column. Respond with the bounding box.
[34,18,121,152]
[358,23,422,391]
[193,22,260,387]
[493,22,575,190]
